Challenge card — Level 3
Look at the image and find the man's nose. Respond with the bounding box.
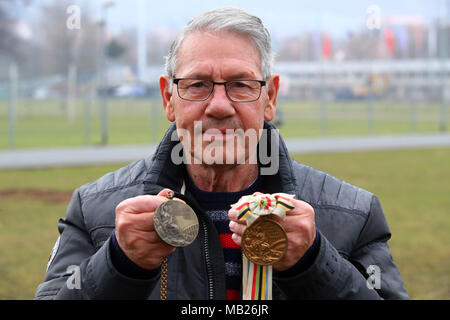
[204,84,236,118]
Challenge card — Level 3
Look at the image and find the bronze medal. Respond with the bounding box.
[241,217,288,265]
[153,199,199,247]
[154,192,199,300]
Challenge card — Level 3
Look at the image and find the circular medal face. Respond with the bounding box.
[153,200,199,247]
[241,217,288,265]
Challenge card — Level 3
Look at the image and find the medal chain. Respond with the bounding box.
[160,256,168,300]
[159,190,173,300]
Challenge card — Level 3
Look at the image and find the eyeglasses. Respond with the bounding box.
[173,78,266,102]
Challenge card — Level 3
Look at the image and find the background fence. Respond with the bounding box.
[1,62,448,150]
[2,0,450,150]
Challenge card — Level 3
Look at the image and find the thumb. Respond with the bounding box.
[157,188,186,204]
[157,188,174,198]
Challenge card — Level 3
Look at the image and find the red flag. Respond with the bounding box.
[322,33,332,60]
[384,27,395,56]
[413,26,423,57]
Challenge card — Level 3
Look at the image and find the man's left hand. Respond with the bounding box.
[228,195,316,271]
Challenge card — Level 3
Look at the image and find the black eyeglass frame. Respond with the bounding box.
[172,78,266,102]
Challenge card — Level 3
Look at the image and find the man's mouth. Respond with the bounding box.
[202,128,238,140]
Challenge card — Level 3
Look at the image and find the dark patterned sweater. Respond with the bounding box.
[185,174,263,300]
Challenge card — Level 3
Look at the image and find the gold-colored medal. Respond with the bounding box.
[232,192,295,300]
[241,217,288,265]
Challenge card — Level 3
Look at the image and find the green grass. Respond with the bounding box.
[0,148,449,299]
[0,99,448,149]
[293,148,450,300]
[0,164,123,299]
[278,100,446,137]
[0,99,171,149]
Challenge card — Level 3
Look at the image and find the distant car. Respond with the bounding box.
[97,86,117,97]
[33,86,50,100]
[114,84,146,97]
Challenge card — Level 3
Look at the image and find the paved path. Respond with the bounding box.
[1,133,449,169]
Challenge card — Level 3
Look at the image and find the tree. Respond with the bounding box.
[0,0,32,60]
[36,0,101,76]
[105,39,126,59]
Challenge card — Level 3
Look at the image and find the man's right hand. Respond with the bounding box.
[114,189,176,270]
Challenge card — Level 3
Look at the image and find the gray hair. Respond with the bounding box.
[165,7,274,80]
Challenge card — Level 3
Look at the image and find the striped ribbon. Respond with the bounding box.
[232,193,295,300]
[242,255,273,300]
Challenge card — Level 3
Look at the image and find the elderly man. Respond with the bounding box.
[35,7,408,300]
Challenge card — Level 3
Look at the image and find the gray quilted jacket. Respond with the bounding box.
[35,122,409,299]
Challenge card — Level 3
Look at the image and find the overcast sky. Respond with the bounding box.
[96,0,444,37]
[15,0,447,39]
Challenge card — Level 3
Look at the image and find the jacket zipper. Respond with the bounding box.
[201,219,214,299]
[174,188,215,299]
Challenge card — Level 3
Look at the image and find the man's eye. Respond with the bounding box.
[230,81,254,90]
[190,81,206,88]
[233,82,247,88]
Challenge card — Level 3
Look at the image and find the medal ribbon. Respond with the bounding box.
[233,193,295,300]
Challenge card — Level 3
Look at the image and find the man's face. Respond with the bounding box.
[160,30,279,166]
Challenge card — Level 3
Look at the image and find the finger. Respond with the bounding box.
[133,243,176,269]
[157,188,174,198]
[231,233,241,246]
[158,188,187,204]
[270,211,316,237]
[117,211,155,232]
[116,195,168,215]
[147,230,165,243]
[228,208,238,221]
[287,199,314,216]
[152,240,177,254]
[119,228,176,255]
[229,220,246,236]
[269,214,301,233]
[162,246,177,258]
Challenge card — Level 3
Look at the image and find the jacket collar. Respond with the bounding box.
[143,121,297,195]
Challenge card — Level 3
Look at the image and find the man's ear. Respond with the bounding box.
[264,74,280,122]
[160,75,175,122]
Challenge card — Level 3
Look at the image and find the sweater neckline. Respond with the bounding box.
[185,173,263,210]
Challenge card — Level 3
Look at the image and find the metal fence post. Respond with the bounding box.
[410,87,418,133]
[67,64,77,123]
[8,63,18,149]
[320,61,327,136]
[439,0,449,132]
[84,86,92,145]
[367,92,374,135]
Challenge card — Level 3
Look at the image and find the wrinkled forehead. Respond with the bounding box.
[175,30,263,79]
